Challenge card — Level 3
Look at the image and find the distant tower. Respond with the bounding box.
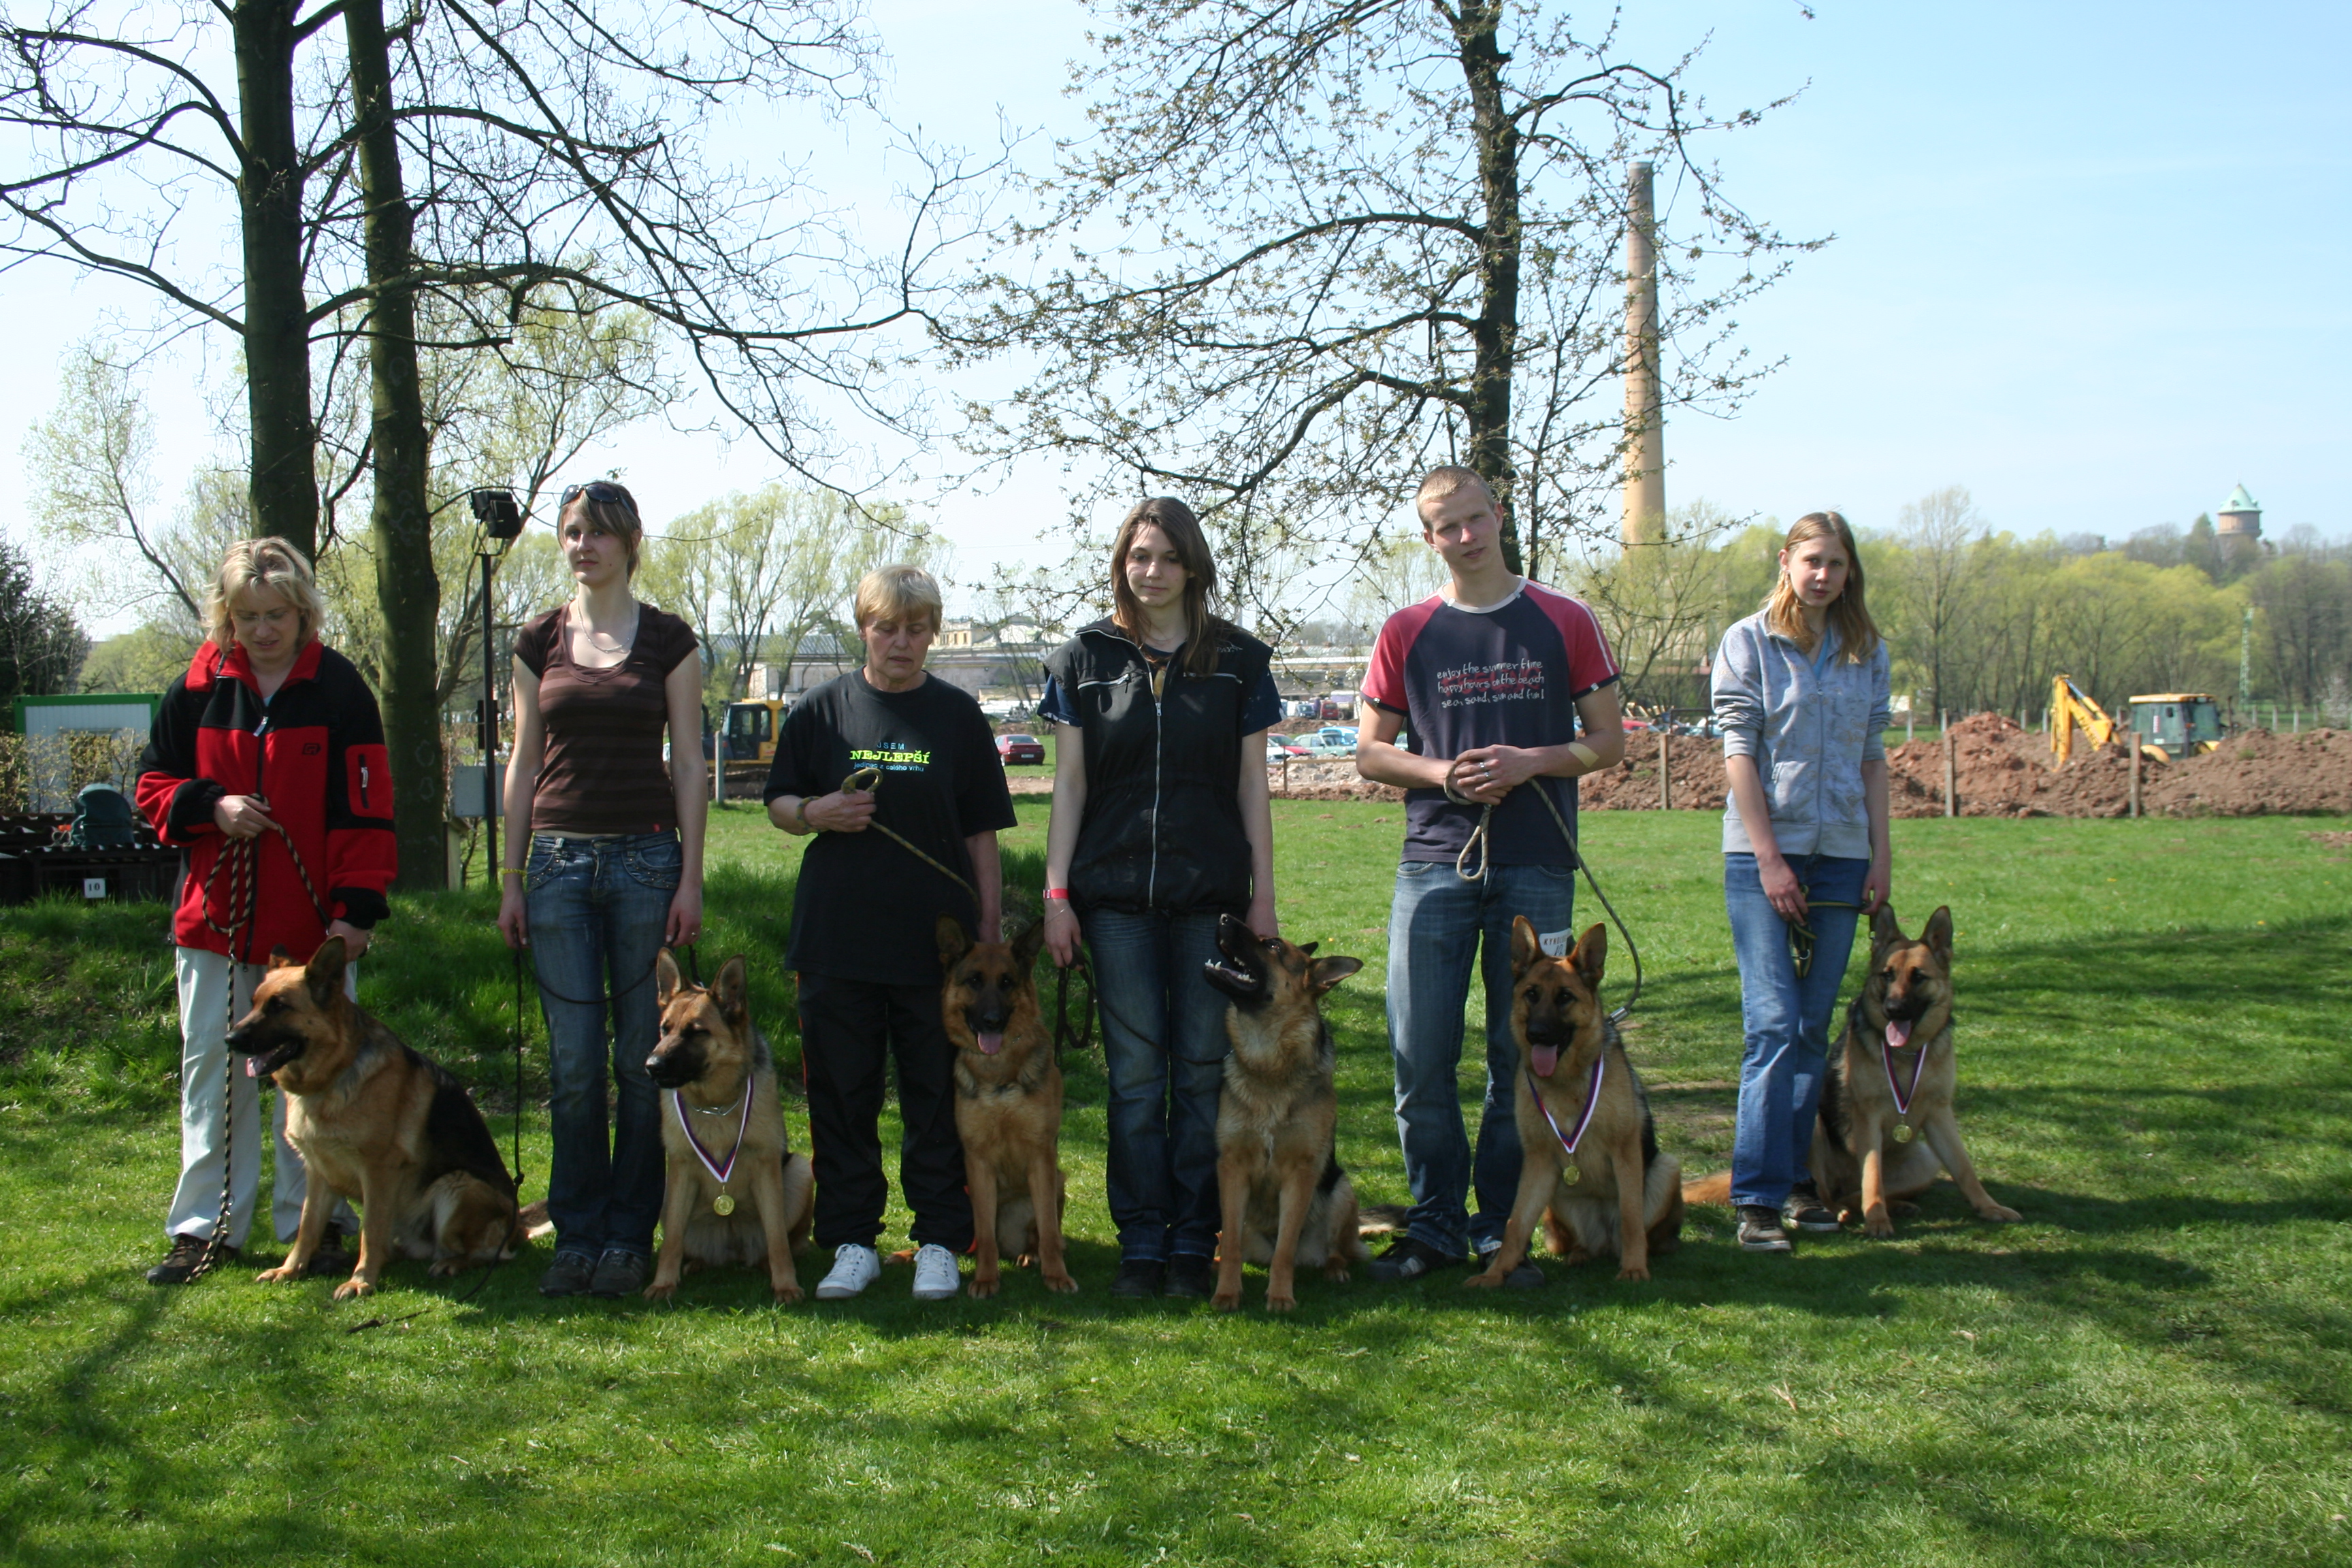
[2215,484,2262,561]
[1621,161,1665,546]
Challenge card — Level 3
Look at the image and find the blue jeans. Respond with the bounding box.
[1083,908,1228,1262]
[526,830,679,1260]
[1386,859,1578,1258]
[1725,852,1869,1210]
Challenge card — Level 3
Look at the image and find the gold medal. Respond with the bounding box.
[1562,1163,1582,1187]
[713,1192,736,1216]
[1891,1124,1914,1144]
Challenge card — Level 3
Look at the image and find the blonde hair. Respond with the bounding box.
[1765,511,1880,664]
[853,564,943,633]
[1414,465,1496,523]
[206,536,326,654]
[559,483,645,577]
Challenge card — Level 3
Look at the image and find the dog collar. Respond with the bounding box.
[673,1079,752,1199]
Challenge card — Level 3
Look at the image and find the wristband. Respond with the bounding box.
[793,798,813,832]
[1045,887,1071,900]
[500,868,526,879]
[1567,740,1600,770]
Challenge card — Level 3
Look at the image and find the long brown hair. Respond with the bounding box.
[1109,497,1231,676]
[1765,510,1880,663]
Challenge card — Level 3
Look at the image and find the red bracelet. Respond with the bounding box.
[1045,887,1071,900]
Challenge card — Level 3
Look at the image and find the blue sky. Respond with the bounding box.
[5,1,2345,627]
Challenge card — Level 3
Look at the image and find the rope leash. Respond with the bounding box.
[836,766,980,904]
[1450,774,1644,1022]
[185,808,332,1284]
[1788,898,1863,979]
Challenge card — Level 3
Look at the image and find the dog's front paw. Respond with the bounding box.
[772,1282,804,1305]
[1042,1269,1078,1294]
[1462,1269,1504,1290]
[1979,1203,2021,1224]
[1211,1287,1242,1311]
[255,1263,302,1284]
[967,1273,1001,1300]
[642,1278,679,1302]
[331,1275,377,1301]
[1615,1263,1652,1282]
[1264,1290,1297,1313]
[1863,1209,1897,1239]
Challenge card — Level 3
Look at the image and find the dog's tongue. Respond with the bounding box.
[1531,1045,1560,1078]
[978,1030,1004,1056]
[245,1056,261,1078]
[1885,1017,1914,1051]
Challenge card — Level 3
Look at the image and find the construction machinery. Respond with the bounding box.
[720,698,789,763]
[2051,676,2220,764]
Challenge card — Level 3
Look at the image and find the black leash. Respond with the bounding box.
[1053,951,1096,1062]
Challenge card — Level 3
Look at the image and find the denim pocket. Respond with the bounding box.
[525,836,566,893]
[625,834,683,892]
[1397,860,1437,879]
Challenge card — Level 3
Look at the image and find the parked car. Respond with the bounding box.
[1266,734,1309,757]
[1296,734,1356,758]
[1313,725,1359,747]
[995,733,1046,766]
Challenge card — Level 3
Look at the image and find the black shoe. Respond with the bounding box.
[1476,1247,1546,1288]
[1367,1237,1463,1283]
[539,1250,598,1297]
[147,1233,236,1286]
[1164,1255,1215,1299]
[1781,1184,1841,1233]
[1737,1206,1793,1254]
[588,1249,649,1298]
[1109,1258,1166,1298]
[304,1224,357,1277]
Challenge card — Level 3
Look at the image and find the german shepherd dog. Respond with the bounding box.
[936,915,1074,1298]
[227,937,520,1300]
[1468,918,1681,1286]
[1811,905,2021,1238]
[644,951,815,1302]
[1200,915,1369,1312]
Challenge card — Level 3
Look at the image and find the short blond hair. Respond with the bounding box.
[206,536,326,653]
[1414,465,1495,525]
[853,564,943,633]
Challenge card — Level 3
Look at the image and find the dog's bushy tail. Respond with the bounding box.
[1356,1202,1411,1238]
[1680,1171,1733,1208]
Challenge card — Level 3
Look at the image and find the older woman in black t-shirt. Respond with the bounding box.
[763,564,1016,1304]
[497,480,706,1300]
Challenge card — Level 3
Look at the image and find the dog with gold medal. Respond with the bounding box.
[643,949,815,1302]
[1808,904,2020,1238]
[1467,917,1681,1287]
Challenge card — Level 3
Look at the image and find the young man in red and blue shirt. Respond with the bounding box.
[1355,467,1627,1283]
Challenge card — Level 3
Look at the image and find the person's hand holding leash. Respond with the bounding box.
[326,917,374,960]
[804,787,875,833]
[666,883,703,948]
[1758,852,1808,923]
[1043,900,1080,967]
[496,880,529,948]
[213,794,277,839]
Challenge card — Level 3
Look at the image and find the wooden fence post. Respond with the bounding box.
[2129,738,2141,819]
[1659,730,1669,811]
[1942,714,1957,818]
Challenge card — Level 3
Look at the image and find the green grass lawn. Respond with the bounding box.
[3,804,2349,1565]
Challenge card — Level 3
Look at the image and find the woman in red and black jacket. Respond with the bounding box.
[134,537,397,1285]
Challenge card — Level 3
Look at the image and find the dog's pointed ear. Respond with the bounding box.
[1870,904,1903,951]
[1922,905,1954,960]
[655,948,683,1007]
[1571,923,1607,988]
[711,956,749,1023]
[1309,953,1363,996]
[270,945,296,969]
[304,936,347,1005]
[936,915,970,972]
[1510,915,1542,977]
[1011,917,1046,977]
[1299,940,1318,956]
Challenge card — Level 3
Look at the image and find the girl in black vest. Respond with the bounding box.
[1039,497,1282,1298]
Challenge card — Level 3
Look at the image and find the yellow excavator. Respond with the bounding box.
[2050,676,2221,764]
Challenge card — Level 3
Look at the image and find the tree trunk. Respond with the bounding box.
[233,0,318,561]
[1454,0,1525,576]
[346,0,444,890]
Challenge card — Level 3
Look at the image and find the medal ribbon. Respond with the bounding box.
[1882,1034,1926,1118]
[673,1078,752,1188]
[1528,1054,1605,1159]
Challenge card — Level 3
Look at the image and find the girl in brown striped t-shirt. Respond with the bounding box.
[497,480,707,1299]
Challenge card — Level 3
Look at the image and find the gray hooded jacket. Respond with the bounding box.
[1711,609,1891,860]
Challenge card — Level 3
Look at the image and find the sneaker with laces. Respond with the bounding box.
[146,1232,236,1286]
[815,1243,882,1301]
[1737,1206,1793,1253]
[539,1249,598,1296]
[1781,1183,1842,1233]
[1475,1245,1546,1288]
[588,1248,649,1298]
[1163,1255,1216,1299]
[911,1243,961,1301]
[1367,1236,1463,1283]
[1108,1258,1166,1298]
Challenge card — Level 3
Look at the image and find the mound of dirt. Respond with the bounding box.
[1267,758,1403,802]
[1578,734,1729,812]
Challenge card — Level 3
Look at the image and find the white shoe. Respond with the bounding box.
[815,1243,881,1300]
[911,1243,961,1301]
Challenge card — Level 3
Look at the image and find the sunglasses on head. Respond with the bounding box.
[557,480,639,518]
